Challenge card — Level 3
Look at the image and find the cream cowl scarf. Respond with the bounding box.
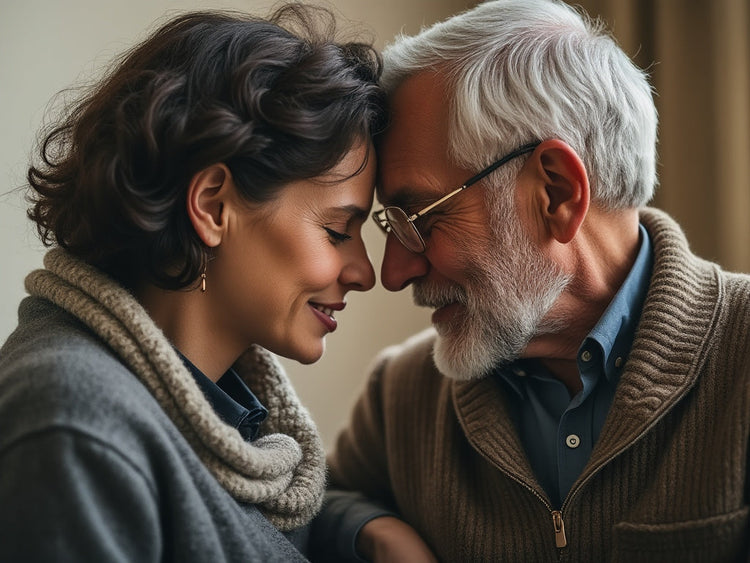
[25,248,326,531]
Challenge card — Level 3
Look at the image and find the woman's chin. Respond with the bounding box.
[284,341,326,365]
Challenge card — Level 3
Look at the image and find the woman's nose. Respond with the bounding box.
[339,238,376,292]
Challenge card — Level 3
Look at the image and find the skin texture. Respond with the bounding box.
[359,71,641,561]
[138,143,376,381]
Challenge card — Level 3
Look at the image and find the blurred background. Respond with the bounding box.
[1,0,748,451]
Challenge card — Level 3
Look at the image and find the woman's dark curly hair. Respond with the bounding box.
[27,4,386,290]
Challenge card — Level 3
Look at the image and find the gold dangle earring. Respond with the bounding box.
[200,254,207,293]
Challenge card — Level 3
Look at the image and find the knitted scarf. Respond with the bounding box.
[24,248,326,531]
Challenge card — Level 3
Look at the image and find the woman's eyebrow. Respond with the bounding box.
[329,204,370,221]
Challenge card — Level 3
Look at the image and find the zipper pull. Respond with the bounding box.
[551,510,567,548]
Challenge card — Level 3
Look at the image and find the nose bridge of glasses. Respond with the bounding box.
[373,186,465,254]
[372,209,390,232]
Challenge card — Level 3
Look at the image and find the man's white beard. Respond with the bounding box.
[413,202,570,381]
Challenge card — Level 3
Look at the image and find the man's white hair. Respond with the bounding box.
[381,0,658,209]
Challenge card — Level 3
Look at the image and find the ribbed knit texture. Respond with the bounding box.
[25,248,326,531]
[330,208,750,562]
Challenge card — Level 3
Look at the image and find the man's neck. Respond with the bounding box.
[522,207,641,387]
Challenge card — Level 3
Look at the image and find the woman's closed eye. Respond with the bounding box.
[323,226,352,244]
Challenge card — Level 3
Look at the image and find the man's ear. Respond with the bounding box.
[186,164,233,248]
[532,139,589,244]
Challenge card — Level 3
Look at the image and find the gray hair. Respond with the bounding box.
[381,0,658,209]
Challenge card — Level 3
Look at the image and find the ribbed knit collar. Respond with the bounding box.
[25,248,326,531]
[590,207,720,468]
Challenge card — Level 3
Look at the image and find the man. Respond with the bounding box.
[311,1,750,561]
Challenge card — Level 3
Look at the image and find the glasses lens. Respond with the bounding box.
[384,207,425,253]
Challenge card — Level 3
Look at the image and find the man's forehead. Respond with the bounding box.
[376,72,452,204]
[376,144,448,206]
[385,72,449,144]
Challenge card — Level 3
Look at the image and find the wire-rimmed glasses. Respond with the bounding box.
[372,142,540,253]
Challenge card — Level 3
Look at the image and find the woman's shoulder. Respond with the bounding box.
[0,297,309,562]
[1,296,142,394]
[0,296,173,459]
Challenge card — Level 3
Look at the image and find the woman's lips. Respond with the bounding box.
[309,301,345,332]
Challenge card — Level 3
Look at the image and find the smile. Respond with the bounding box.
[308,301,346,333]
[312,304,335,317]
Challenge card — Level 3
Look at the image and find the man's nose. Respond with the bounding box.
[380,232,429,291]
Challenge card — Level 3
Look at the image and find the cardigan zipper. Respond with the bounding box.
[555,425,655,551]
[470,435,574,553]
[551,510,567,547]
[485,465,568,551]
[496,378,686,556]
[556,414,666,539]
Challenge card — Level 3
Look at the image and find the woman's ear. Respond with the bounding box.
[532,139,590,244]
[186,164,233,248]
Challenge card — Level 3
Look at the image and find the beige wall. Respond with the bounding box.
[0,0,474,450]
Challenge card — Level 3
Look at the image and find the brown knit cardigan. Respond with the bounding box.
[329,208,750,562]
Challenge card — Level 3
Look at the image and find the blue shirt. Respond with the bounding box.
[176,351,268,442]
[495,224,653,508]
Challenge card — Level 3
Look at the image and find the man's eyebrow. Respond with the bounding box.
[376,186,440,209]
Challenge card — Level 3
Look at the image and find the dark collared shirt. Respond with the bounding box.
[176,350,268,442]
[496,224,653,508]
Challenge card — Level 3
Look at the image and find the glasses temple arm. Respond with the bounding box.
[408,141,540,222]
[410,185,467,221]
[462,142,539,187]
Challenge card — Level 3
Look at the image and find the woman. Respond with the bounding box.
[0,5,385,561]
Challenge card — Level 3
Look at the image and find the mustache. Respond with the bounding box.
[412,281,467,309]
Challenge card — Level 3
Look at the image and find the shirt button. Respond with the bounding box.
[580,350,592,362]
[566,434,581,449]
[513,367,527,377]
[615,356,623,368]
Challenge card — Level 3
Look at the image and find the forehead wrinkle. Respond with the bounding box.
[330,204,369,222]
[376,164,456,207]
[376,150,450,207]
[379,186,440,210]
